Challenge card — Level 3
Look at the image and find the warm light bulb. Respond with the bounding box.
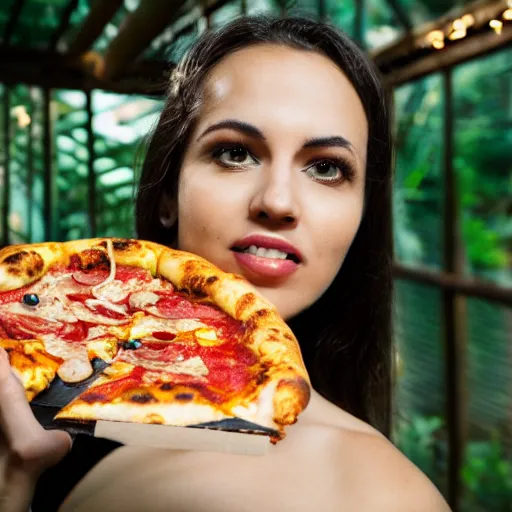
[461,14,475,27]
[449,29,466,40]
[432,39,445,49]
[489,19,503,34]
[453,18,466,30]
[503,8,512,20]
[426,29,444,44]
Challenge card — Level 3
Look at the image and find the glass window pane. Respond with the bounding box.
[393,280,448,497]
[30,88,46,243]
[363,0,404,50]
[210,1,242,27]
[453,48,512,287]
[8,84,32,244]
[326,0,355,38]
[462,299,512,510]
[288,0,319,19]
[246,0,281,16]
[92,91,164,238]
[393,74,444,269]
[53,89,90,241]
[10,0,69,50]
[92,0,139,53]
[395,0,474,27]
[0,0,17,44]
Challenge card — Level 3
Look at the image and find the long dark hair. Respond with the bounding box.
[136,15,394,436]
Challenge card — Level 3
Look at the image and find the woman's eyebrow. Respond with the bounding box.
[197,119,355,156]
[197,119,265,141]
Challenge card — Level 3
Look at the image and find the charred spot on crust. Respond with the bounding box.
[160,383,173,391]
[75,249,110,271]
[4,252,25,264]
[4,250,44,277]
[183,274,210,298]
[256,370,269,386]
[81,392,105,404]
[277,377,311,409]
[206,275,218,285]
[235,293,257,318]
[113,239,140,251]
[245,308,272,330]
[175,392,194,401]
[130,393,156,404]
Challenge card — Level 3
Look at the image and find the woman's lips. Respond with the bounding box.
[232,251,299,278]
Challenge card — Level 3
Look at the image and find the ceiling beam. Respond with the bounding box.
[383,23,512,87]
[67,0,124,56]
[101,0,188,81]
[49,0,80,52]
[0,46,169,96]
[385,0,412,31]
[2,0,26,46]
[373,0,507,71]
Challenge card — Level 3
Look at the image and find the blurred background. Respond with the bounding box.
[0,0,510,510]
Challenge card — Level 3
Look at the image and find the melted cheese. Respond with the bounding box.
[91,239,116,299]
[129,291,160,310]
[129,316,206,340]
[39,334,88,360]
[87,338,117,363]
[195,328,224,347]
[121,351,209,377]
[85,299,127,316]
[70,302,130,326]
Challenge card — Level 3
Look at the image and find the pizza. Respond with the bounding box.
[0,238,310,441]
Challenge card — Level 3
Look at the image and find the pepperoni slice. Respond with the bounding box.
[115,266,153,283]
[0,286,31,305]
[151,331,177,341]
[66,293,93,302]
[72,270,110,286]
[58,321,88,342]
[156,295,225,320]
[0,312,61,339]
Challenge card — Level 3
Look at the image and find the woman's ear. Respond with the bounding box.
[159,193,177,228]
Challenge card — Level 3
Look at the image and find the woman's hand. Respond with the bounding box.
[0,348,71,512]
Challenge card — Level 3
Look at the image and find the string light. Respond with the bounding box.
[489,19,503,34]
[461,14,475,27]
[503,9,512,20]
[426,29,445,49]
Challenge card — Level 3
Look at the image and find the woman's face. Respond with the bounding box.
[173,44,368,320]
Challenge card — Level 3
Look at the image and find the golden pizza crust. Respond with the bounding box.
[0,339,63,401]
[0,238,311,430]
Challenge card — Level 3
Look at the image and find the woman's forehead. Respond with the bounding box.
[197,45,368,161]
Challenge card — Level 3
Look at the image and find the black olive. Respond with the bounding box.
[22,294,39,306]
[122,339,142,350]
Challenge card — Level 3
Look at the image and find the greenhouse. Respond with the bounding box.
[0,0,510,510]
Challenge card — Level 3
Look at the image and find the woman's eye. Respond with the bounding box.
[304,160,346,184]
[213,146,257,167]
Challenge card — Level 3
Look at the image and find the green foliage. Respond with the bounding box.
[461,435,512,511]
[393,48,511,283]
[395,415,512,511]
[395,415,446,486]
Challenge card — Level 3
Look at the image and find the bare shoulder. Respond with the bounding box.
[324,424,451,511]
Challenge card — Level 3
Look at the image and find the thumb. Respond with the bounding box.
[39,429,72,471]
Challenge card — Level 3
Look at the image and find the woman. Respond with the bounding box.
[0,16,450,512]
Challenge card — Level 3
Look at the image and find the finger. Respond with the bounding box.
[39,429,73,471]
[0,347,47,447]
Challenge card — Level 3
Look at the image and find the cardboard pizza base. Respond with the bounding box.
[31,404,274,456]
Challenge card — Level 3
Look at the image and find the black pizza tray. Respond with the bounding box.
[30,358,279,441]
